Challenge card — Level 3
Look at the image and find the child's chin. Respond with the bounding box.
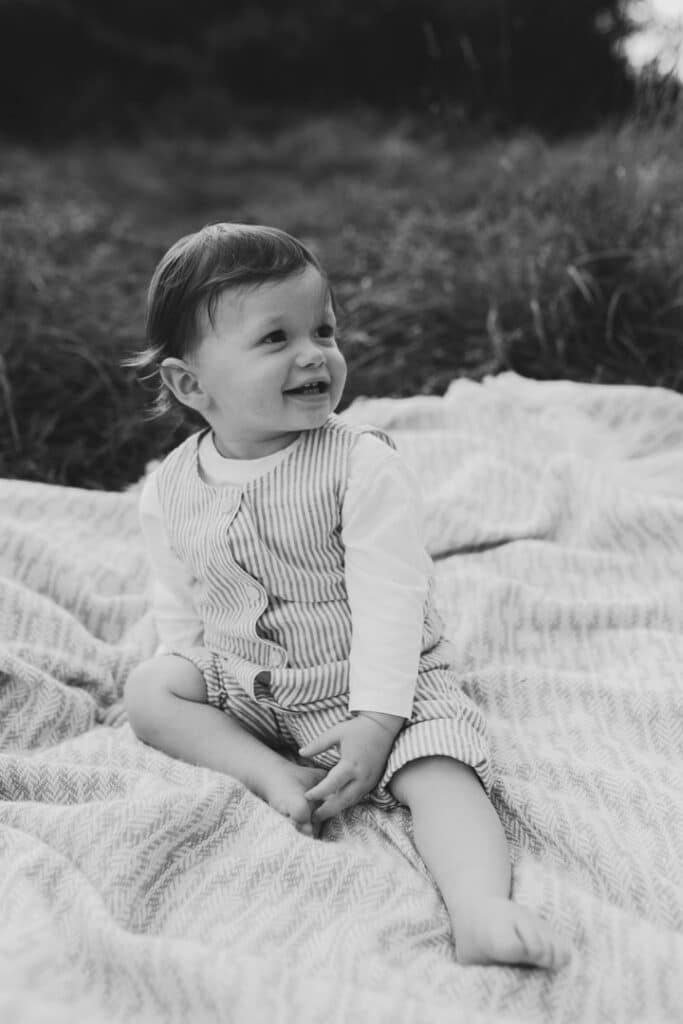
[288,398,332,419]
[300,409,331,428]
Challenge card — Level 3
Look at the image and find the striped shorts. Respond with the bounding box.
[175,648,492,809]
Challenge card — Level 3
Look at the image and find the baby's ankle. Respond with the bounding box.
[243,749,294,803]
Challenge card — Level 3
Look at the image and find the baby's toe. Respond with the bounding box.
[514,913,570,969]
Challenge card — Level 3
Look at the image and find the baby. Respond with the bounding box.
[125,222,570,968]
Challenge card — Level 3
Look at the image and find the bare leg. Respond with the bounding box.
[390,756,571,967]
[124,655,325,835]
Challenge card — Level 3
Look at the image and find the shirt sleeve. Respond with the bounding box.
[139,470,204,654]
[342,433,432,718]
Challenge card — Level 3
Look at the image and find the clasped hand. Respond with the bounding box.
[299,711,404,824]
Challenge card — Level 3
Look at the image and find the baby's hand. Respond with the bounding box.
[299,711,404,823]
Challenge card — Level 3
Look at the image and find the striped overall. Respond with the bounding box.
[156,415,492,807]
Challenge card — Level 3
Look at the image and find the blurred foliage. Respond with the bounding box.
[1,97,682,489]
[0,0,636,139]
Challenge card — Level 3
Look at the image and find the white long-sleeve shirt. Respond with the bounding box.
[139,430,432,719]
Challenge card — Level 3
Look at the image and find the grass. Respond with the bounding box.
[1,103,682,490]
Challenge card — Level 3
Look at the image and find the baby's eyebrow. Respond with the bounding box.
[253,320,282,335]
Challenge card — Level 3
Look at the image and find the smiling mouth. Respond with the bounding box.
[285,381,330,396]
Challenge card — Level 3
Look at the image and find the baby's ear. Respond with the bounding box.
[159,358,209,412]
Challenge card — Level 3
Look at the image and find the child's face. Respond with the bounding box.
[188,265,346,458]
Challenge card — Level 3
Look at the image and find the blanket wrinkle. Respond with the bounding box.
[1,372,682,1023]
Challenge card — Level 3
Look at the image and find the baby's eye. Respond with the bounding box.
[261,330,287,345]
[316,323,336,341]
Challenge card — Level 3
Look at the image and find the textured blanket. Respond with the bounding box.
[1,371,682,1024]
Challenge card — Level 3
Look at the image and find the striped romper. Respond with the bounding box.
[156,416,492,808]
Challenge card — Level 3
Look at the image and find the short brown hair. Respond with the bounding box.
[125,222,328,419]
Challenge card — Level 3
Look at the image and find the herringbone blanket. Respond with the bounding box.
[1,372,682,1024]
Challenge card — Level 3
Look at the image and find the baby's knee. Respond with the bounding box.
[124,655,205,738]
[124,658,161,736]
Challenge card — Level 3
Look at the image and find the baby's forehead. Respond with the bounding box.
[212,270,333,323]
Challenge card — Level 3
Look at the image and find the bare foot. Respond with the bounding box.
[451,898,572,969]
[261,762,327,837]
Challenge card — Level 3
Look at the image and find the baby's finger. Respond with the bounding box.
[305,763,353,801]
[312,782,361,824]
[299,726,341,759]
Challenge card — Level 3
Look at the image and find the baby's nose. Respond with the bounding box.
[296,339,325,365]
